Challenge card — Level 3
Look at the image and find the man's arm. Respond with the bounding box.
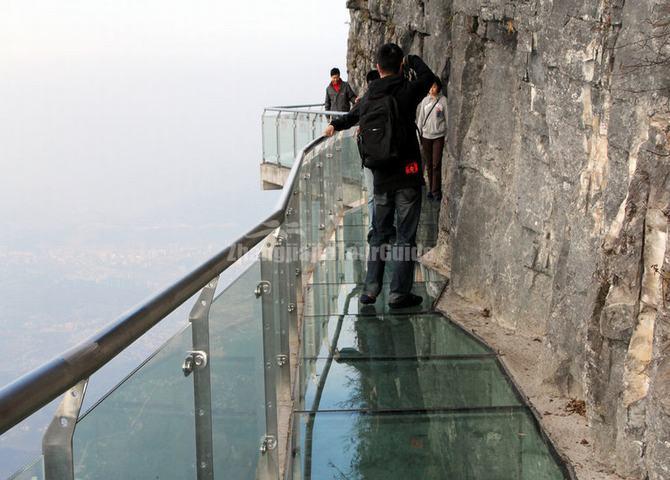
[331,102,361,130]
[405,55,436,104]
[324,101,361,136]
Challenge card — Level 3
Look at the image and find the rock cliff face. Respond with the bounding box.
[345,1,669,478]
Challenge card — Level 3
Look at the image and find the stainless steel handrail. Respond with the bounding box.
[269,103,324,109]
[263,107,348,117]
[0,136,327,435]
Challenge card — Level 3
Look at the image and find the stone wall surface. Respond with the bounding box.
[345,0,669,478]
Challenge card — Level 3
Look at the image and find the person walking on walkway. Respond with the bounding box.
[325,67,357,113]
[325,44,435,309]
[417,79,447,201]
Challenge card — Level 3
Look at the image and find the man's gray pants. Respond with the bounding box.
[364,186,422,302]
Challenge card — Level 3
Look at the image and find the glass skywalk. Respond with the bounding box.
[291,200,567,480]
[1,111,568,480]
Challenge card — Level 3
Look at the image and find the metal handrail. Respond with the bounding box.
[0,135,327,435]
[263,107,348,117]
[269,103,324,109]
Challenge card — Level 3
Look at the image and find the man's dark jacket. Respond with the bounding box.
[330,55,435,193]
[325,81,357,113]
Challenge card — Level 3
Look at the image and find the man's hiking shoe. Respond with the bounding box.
[360,293,377,304]
[388,293,423,309]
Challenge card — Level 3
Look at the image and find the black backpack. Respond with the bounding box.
[357,94,406,169]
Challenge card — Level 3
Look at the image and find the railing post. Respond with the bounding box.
[42,379,87,480]
[275,112,282,167]
[257,238,280,480]
[186,277,219,480]
[301,165,313,254]
[292,112,298,160]
[273,234,292,405]
[310,114,317,142]
[286,189,302,365]
[316,152,326,246]
[262,109,267,164]
[331,136,344,284]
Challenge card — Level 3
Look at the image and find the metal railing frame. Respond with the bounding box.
[268,103,324,110]
[263,107,347,116]
[0,135,327,437]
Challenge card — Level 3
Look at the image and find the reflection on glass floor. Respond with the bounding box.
[302,313,492,359]
[303,281,445,317]
[296,409,564,480]
[292,198,568,479]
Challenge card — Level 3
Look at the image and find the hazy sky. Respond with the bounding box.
[0,0,350,235]
[0,3,350,475]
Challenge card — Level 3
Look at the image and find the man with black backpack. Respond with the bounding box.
[325,43,436,309]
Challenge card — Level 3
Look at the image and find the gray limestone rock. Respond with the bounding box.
[346,0,670,477]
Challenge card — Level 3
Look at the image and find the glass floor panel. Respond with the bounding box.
[302,314,491,359]
[303,282,444,317]
[294,409,567,480]
[300,357,520,411]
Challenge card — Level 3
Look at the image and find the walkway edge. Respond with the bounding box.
[436,290,625,480]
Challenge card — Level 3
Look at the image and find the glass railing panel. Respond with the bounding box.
[340,206,369,245]
[278,112,297,166]
[7,456,43,480]
[321,145,339,233]
[295,113,315,152]
[72,324,197,479]
[306,158,324,252]
[314,114,328,135]
[339,131,365,208]
[310,256,365,286]
[298,153,313,253]
[262,110,279,164]
[315,152,332,237]
[0,401,58,479]
[262,108,332,168]
[299,148,323,256]
[208,257,269,480]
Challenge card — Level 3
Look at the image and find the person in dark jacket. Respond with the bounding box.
[324,67,357,112]
[325,43,435,309]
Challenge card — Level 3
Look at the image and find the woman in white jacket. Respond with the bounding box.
[417,79,447,201]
